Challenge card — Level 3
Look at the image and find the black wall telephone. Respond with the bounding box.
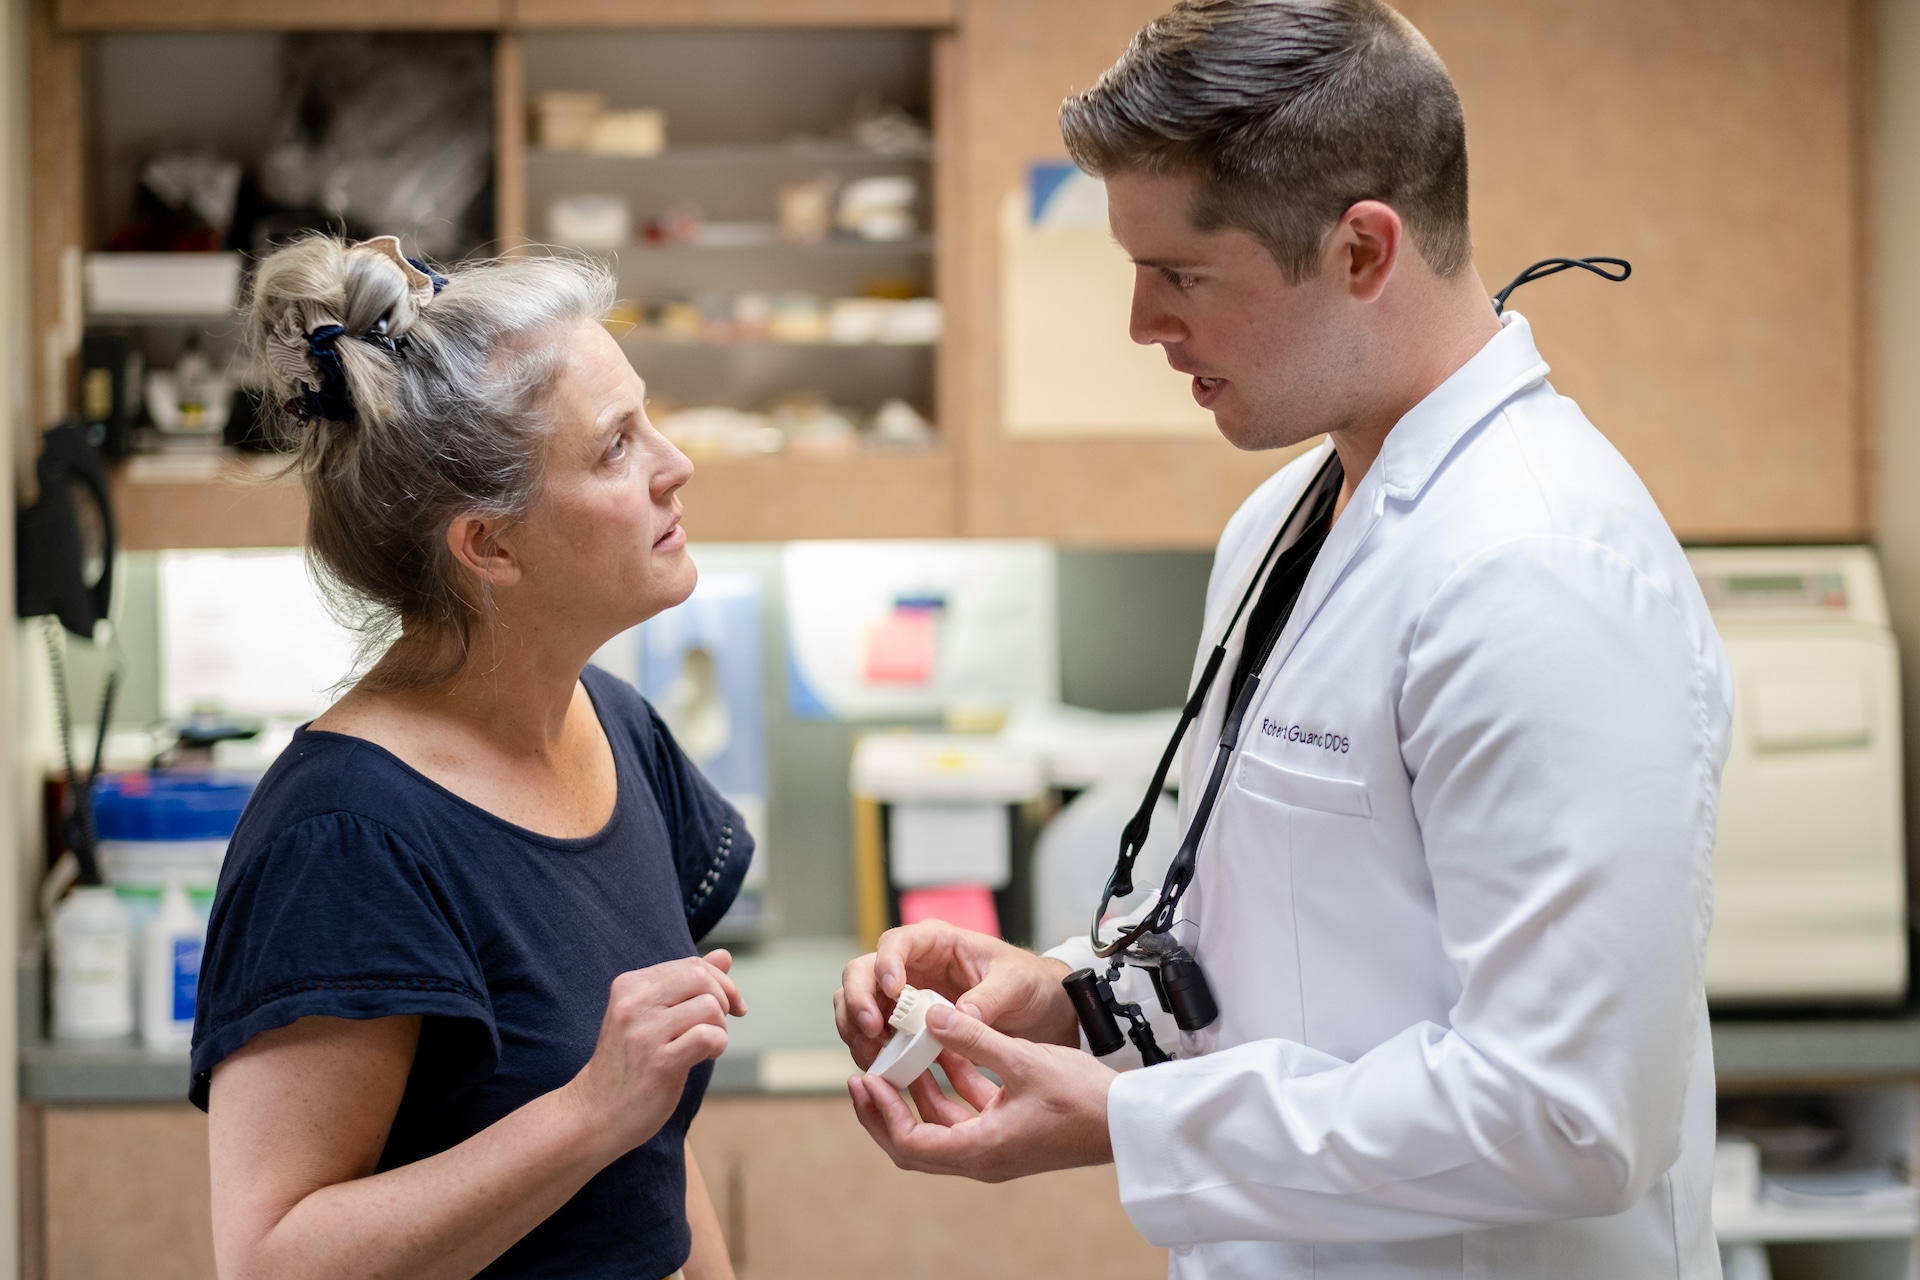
[17,419,120,886]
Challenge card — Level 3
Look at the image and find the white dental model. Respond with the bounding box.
[865,984,953,1089]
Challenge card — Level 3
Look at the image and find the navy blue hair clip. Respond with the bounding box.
[299,323,353,423]
[294,257,446,423]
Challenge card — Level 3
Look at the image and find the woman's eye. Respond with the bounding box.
[606,433,628,462]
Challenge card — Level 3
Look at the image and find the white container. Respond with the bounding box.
[141,881,205,1050]
[85,252,242,317]
[100,837,225,939]
[586,107,666,156]
[548,195,631,252]
[52,887,135,1040]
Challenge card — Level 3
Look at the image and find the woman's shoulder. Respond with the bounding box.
[231,729,445,861]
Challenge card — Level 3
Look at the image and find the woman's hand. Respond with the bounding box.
[566,952,747,1157]
[834,922,1079,1069]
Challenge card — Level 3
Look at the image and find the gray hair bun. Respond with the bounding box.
[242,236,618,689]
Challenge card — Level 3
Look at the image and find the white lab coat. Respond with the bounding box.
[1048,312,1732,1279]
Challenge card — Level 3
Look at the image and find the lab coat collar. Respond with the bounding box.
[1374,310,1551,503]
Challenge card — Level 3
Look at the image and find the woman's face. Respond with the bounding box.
[498,318,696,647]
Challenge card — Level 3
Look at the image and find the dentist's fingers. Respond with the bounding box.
[934,1047,1001,1113]
[905,1068,975,1127]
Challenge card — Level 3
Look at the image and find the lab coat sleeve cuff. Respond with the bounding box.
[1108,1059,1201,1245]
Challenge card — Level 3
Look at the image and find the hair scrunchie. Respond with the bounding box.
[279,237,448,424]
[299,324,352,423]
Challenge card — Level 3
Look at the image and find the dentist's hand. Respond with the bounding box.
[833,922,1080,1069]
[847,1003,1116,1182]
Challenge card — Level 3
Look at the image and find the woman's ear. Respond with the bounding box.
[446,514,524,588]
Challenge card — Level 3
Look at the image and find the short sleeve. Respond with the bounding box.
[188,810,496,1110]
[635,702,755,943]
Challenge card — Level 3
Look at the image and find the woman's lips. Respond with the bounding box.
[654,517,685,551]
[1193,375,1226,408]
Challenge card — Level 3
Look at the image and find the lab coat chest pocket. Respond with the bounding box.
[1236,752,1373,820]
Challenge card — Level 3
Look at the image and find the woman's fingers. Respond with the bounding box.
[619,957,744,1017]
[701,951,748,1014]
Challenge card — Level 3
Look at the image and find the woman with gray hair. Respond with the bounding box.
[188,235,752,1280]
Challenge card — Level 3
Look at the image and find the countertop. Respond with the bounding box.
[21,937,1920,1103]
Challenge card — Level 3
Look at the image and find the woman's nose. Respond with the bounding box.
[651,434,695,499]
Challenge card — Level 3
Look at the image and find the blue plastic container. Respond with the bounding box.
[91,771,256,927]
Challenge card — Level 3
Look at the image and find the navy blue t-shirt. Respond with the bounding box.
[190,666,752,1280]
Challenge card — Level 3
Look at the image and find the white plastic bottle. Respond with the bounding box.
[52,886,134,1040]
[141,880,205,1051]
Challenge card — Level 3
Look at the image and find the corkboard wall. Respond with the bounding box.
[954,0,1863,543]
[1410,0,1861,540]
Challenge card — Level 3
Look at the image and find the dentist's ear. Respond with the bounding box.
[1327,199,1404,305]
[446,513,524,588]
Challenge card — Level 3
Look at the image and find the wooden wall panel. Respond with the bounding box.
[27,0,82,498]
[40,1105,214,1280]
[949,0,1298,546]
[952,0,1861,545]
[495,32,528,253]
[509,0,954,29]
[56,0,504,30]
[689,1095,1164,1280]
[1406,0,1860,542]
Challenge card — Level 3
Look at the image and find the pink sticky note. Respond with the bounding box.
[899,885,1001,938]
[863,610,937,685]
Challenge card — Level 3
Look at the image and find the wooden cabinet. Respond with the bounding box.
[511,0,954,27]
[17,1097,1164,1280]
[21,1104,216,1280]
[687,1095,1164,1280]
[34,0,1870,550]
[56,0,504,29]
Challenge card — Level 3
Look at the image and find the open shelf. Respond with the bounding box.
[530,141,927,166]
[677,449,952,540]
[111,447,955,549]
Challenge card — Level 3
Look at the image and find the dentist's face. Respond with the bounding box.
[1108,169,1365,452]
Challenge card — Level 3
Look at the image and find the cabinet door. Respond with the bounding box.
[689,1095,1166,1279]
[56,0,504,29]
[510,0,954,27]
[32,1104,215,1280]
[949,0,1861,545]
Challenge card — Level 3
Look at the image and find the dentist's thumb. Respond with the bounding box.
[926,1004,1024,1078]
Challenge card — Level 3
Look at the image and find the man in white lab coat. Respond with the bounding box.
[834,2,1733,1276]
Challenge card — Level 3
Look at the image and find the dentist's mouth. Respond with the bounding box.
[1193,375,1226,406]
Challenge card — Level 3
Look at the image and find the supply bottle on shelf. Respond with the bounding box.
[51,886,134,1040]
[140,879,204,1050]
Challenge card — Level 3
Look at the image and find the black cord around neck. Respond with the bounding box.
[1492,256,1631,315]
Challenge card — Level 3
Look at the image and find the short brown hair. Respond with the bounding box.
[1060,0,1471,282]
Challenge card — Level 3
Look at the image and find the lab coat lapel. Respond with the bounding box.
[1180,442,1334,811]
[1241,312,1554,722]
